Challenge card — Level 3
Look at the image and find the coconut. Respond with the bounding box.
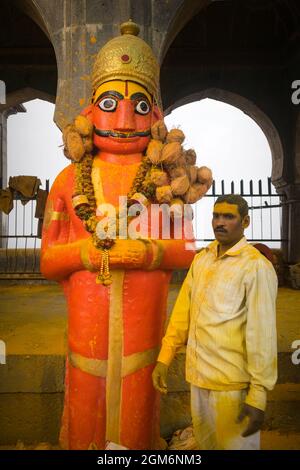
[62,124,74,147]
[205,178,213,191]
[197,166,213,184]
[151,120,168,142]
[83,137,93,153]
[188,166,198,184]
[146,139,164,164]
[74,115,93,136]
[168,166,187,179]
[63,148,72,160]
[161,142,182,165]
[150,169,169,187]
[184,183,207,204]
[184,149,197,166]
[166,128,185,144]
[176,155,188,167]
[156,185,173,204]
[65,130,85,162]
[171,175,190,196]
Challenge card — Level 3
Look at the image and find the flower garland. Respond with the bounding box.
[64,116,212,286]
[72,152,152,285]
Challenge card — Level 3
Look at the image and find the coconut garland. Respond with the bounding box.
[62,116,213,285]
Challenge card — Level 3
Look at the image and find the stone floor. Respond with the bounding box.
[1,284,299,361]
[0,431,300,450]
[0,284,299,449]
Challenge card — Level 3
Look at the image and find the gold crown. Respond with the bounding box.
[92,20,160,100]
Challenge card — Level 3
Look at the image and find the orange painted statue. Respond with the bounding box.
[41,20,212,450]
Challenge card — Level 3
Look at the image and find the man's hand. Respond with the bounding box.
[152,362,169,394]
[237,403,265,437]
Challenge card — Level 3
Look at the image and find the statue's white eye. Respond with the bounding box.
[135,100,150,115]
[99,97,118,112]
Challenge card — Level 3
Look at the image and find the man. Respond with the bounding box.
[152,194,278,450]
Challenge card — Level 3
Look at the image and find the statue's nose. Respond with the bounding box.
[114,100,136,132]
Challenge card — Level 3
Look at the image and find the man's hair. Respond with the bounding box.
[214,194,249,218]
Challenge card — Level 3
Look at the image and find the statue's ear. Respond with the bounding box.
[80,104,93,123]
[152,104,163,124]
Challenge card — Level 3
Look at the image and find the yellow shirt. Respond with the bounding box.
[157,236,278,411]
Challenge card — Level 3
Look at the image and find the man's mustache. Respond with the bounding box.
[94,127,151,138]
[214,227,228,233]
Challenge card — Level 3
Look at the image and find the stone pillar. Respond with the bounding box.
[0,106,26,247]
[278,183,300,264]
[37,0,165,128]
[0,111,8,191]
[1,109,10,248]
[30,0,206,129]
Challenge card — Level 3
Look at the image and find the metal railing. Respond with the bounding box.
[0,180,49,278]
[0,177,284,277]
[193,177,284,246]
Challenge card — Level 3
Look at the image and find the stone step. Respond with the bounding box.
[0,249,41,275]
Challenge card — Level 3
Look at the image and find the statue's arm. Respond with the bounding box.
[102,215,195,271]
[157,219,196,269]
[152,216,196,270]
[155,239,195,270]
[41,173,195,277]
[41,175,149,277]
[40,170,88,281]
[107,216,196,271]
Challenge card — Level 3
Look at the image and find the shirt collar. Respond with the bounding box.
[206,236,248,259]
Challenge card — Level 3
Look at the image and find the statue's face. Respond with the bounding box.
[91,80,158,154]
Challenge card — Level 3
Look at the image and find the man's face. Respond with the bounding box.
[92,80,157,154]
[212,202,249,246]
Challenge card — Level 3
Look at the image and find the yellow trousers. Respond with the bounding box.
[191,386,260,450]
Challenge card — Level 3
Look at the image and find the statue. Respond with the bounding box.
[41,20,212,450]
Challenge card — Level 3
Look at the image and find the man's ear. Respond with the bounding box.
[80,104,93,123]
[242,215,250,229]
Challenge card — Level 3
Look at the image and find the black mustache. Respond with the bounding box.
[94,127,151,138]
[215,228,228,233]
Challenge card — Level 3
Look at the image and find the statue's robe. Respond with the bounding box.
[41,157,194,449]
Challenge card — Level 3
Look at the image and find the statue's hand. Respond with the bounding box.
[81,238,148,270]
[109,239,148,268]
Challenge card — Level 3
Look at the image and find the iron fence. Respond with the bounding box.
[0,177,285,277]
[0,180,49,278]
[193,177,284,247]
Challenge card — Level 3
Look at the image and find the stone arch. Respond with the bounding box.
[158,0,210,62]
[164,88,285,187]
[10,1,58,106]
[15,0,52,39]
[1,87,55,112]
